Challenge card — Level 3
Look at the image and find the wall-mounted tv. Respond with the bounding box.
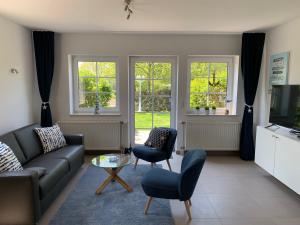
[269,85,300,131]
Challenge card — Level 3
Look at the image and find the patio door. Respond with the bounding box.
[129,56,177,145]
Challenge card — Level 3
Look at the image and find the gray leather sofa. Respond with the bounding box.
[0,124,85,225]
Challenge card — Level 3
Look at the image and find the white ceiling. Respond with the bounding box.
[0,0,300,33]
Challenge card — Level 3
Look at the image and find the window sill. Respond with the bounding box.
[186,113,238,116]
[69,112,121,116]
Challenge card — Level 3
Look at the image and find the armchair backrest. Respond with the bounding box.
[178,150,206,201]
[160,128,177,159]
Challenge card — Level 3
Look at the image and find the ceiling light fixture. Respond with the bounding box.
[124,0,133,20]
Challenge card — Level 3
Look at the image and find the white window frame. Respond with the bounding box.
[68,55,120,115]
[187,55,239,115]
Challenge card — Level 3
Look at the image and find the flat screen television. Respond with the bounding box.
[269,85,300,131]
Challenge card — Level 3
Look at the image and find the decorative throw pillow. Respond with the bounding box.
[145,128,170,150]
[34,124,66,154]
[0,142,23,173]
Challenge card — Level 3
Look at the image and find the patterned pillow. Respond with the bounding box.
[0,142,23,173]
[145,128,170,150]
[34,124,66,154]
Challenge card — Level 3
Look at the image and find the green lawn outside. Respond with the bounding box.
[135,112,170,129]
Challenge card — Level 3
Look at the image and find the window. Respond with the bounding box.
[187,56,239,115]
[69,56,119,114]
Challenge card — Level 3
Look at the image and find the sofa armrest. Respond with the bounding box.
[64,134,84,145]
[0,170,40,225]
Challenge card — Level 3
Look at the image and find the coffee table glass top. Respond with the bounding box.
[91,154,133,168]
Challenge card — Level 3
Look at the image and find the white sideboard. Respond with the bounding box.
[255,126,300,195]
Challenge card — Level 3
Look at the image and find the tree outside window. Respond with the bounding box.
[189,62,228,109]
[77,61,116,110]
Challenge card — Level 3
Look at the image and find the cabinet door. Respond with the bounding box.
[255,127,276,175]
[274,136,300,195]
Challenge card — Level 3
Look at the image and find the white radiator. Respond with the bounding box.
[58,121,123,150]
[183,121,241,151]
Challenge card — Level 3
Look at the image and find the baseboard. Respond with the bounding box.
[87,149,239,156]
[206,151,239,156]
[176,149,239,156]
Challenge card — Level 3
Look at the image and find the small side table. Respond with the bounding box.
[91,154,133,195]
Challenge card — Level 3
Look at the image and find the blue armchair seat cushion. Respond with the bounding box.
[141,168,180,199]
[132,145,167,163]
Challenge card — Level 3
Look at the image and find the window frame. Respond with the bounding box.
[69,55,120,115]
[186,55,238,115]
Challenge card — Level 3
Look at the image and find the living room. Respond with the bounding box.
[1,1,300,225]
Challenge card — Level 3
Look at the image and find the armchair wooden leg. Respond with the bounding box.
[151,162,154,167]
[134,158,139,169]
[188,199,192,206]
[144,197,153,215]
[166,159,172,171]
[184,200,192,220]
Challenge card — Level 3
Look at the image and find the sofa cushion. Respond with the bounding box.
[24,157,69,198]
[141,168,180,199]
[34,125,66,154]
[0,142,23,173]
[145,128,170,150]
[0,133,26,164]
[14,124,43,161]
[43,145,84,170]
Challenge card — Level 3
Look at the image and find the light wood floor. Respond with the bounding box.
[39,154,300,225]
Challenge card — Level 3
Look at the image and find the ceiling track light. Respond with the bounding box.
[124,0,133,20]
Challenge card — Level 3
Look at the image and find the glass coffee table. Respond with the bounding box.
[91,154,133,195]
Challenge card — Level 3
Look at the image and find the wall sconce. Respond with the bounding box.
[10,68,19,74]
[124,0,133,20]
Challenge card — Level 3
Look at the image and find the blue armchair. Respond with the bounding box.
[132,128,177,171]
[141,149,207,220]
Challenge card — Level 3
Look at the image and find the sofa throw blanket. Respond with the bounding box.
[145,128,170,150]
[0,142,23,173]
[35,124,66,154]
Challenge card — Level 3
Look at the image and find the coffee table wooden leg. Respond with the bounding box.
[105,168,117,182]
[114,175,133,192]
[95,175,114,195]
[109,167,132,192]
[96,167,133,194]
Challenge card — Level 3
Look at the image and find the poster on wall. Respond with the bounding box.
[269,52,289,88]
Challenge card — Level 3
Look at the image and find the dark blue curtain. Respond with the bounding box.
[33,31,54,127]
[240,33,265,160]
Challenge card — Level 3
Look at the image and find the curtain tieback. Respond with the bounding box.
[42,102,49,110]
[245,103,253,113]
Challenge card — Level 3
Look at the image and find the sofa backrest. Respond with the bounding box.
[13,124,43,162]
[0,132,27,165]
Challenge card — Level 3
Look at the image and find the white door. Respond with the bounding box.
[129,56,177,145]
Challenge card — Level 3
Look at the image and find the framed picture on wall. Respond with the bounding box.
[269,52,289,88]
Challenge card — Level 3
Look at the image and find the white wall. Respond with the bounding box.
[257,17,300,126]
[0,16,34,135]
[43,33,243,149]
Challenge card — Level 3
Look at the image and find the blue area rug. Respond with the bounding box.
[50,165,174,225]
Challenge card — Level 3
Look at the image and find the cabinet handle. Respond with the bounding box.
[272,135,279,139]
